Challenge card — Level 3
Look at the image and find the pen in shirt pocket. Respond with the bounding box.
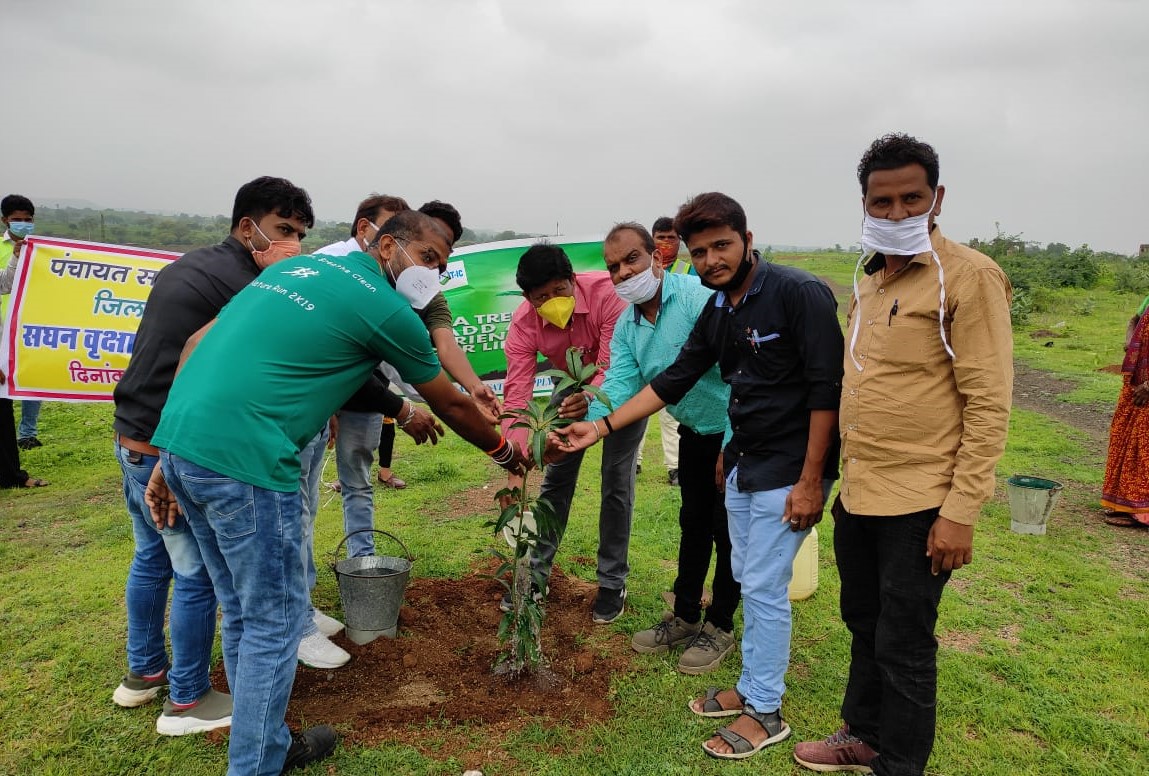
[888,298,899,326]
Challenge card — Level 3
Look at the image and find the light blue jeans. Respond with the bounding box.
[18,400,41,439]
[162,452,308,776]
[724,469,833,713]
[335,410,383,557]
[298,425,330,637]
[116,440,216,704]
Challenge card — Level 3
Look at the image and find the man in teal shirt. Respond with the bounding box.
[148,210,527,776]
[590,222,740,674]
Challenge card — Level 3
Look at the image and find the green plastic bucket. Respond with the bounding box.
[1006,476,1063,535]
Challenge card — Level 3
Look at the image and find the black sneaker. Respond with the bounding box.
[592,585,627,624]
[17,437,42,450]
[668,468,680,486]
[499,583,547,613]
[281,724,337,773]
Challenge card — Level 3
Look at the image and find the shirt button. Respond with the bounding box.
[849,389,857,396]
[739,452,744,457]
[867,319,874,326]
[850,457,857,464]
[847,424,856,430]
[859,354,866,360]
[878,288,886,295]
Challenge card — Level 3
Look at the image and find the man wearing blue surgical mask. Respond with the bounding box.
[794,134,1013,776]
[1,194,48,489]
[1,194,46,452]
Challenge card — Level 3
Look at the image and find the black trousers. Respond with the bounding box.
[672,425,740,631]
[0,398,29,488]
[377,418,396,468]
[833,496,951,776]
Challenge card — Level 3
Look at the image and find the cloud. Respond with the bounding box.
[5,0,1147,252]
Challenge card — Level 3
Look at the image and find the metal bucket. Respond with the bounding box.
[1006,476,1064,535]
[330,529,412,645]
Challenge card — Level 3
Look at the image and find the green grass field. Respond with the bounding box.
[1,253,1146,775]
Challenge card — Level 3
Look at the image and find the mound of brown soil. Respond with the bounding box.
[207,561,636,765]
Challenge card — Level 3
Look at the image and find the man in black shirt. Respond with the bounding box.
[557,192,843,761]
[111,178,335,763]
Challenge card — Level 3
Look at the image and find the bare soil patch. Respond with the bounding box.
[209,559,636,767]
[1012,361,1114,442]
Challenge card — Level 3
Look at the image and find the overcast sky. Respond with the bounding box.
[8,0,1148,253]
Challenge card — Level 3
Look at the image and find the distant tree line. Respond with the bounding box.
[28,207,540,254]
[971,223,1146,324]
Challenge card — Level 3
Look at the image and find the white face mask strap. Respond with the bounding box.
[930,250,956,360]
[848,252,868,372]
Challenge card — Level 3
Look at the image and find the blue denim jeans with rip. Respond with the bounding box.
[162,452,309,776]
[335,410,384,557]
[117,440,217,704]
[724,469,833,713]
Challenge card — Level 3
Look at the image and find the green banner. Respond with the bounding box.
[441,237,605,396]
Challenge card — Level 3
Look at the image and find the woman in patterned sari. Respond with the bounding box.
[1101,294,1149,528]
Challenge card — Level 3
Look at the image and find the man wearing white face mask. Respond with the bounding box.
[795,134,1013,776]
[316,197,499,553]
[146,209,528,776]
[590,222,739,674]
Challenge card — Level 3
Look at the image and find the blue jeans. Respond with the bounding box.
[162,453,308,776]
[116,440,216,704]
[833,499,951,776]
[531,417,646,589]
[298,425,330,637]
[335,410,383,557]
[724,470,833,713]
[18,399,41,439]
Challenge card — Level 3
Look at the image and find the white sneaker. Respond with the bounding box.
[297,631,350,669]
[313,609,344,637]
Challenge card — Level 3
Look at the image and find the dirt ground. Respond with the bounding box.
[208,355,1129,769]
[211,559,634,769]
[1012,360,1115,442]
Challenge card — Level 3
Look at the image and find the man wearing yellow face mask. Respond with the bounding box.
[500,242,645,624]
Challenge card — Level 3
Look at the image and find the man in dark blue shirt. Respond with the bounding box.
[557,192,843,761]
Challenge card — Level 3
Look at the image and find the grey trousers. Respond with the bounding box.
[530,417,647,590]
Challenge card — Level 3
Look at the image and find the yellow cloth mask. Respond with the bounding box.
[536,295,576,328]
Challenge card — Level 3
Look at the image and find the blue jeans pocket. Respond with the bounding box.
[182,475,256,539]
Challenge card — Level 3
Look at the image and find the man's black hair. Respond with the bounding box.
[857,133,940,195]
[349,194,410,237]
[515,242,574,294]
[419,200,464,245]
[230,176,315,230]
[371,210,450,248]
[651,216,674,234]
[673,192,748,244]
[2,194,35,218]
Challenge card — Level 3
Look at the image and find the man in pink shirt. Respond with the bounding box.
[500,242,646,623]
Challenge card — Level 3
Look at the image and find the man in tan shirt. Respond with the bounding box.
[795,134,1013,776]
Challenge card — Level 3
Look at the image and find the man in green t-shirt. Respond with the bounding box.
[147,209,527,776]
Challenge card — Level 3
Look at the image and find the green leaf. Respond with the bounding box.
[584,385,612,411]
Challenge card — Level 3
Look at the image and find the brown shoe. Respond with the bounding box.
[378,473,407,489]
[793,725,878,772]
[678,622,735,675]
[631,612,701,654]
